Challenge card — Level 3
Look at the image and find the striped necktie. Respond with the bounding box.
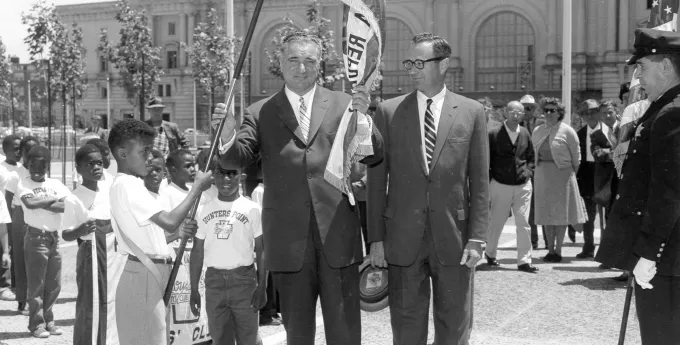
[424,98,436,167]
[299,96,310,142]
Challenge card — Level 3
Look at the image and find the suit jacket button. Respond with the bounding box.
[307,173,313,179]
[616,194,620,200]
[306,148,312,153]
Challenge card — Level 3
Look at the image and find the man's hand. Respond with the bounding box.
[179,219,198,239]
[189,289,201,316]
[1,253,10,269]
[76,219,97,238]
[460,241,483,268]
[352,88,371,115]
[367,241,387,268]
[633,257,657,289]
[213,103,241,144]
[194,171,214,192]
[251,284,267,310]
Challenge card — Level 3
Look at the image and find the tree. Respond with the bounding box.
[99,0,163,121]
[0,39,11,108]
[23,0,87,181]
[265,3,344,89]
[183,8,241,118]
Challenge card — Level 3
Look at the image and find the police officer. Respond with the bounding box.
[595,28,680,343]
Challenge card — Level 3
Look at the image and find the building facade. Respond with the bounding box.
[54,0,654,134]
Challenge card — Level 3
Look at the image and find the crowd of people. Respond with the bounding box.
[0,27,679,345]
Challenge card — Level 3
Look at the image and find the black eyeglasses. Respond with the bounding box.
[544,108,558,114]
[402,56,447,70]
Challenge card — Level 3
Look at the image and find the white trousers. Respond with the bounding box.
[486,179,533,265]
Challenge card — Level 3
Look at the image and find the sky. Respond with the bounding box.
[0,0,112,63]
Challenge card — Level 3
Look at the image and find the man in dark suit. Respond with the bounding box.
[215,31,383,345]
[574,99,601,258]
[145,97,189,156]
[367,33,489,345]
[595,28,680,343]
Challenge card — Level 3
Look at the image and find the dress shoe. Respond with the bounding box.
[259,314,283,326]
[568,228,576,243]
[543,253,562,263]
[613,272,630,282]
[575,251,594,259]
[518,264,539,273]
[485,254,500,266]
[32,328,50,338]
[18,302,29,316]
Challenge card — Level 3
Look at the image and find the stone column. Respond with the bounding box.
[573,0,585,53]
[619,0,630,51]
[601,65,620,100]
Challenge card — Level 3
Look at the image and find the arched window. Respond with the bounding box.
[382,18,414,94]
[259,26,289,96]
[475,12,535,91]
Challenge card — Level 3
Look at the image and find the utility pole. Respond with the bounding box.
[10,83,14,134]
[28,79,32,129]
[140,54,146,121]
[562,0,572,124]
[226,0,235,113]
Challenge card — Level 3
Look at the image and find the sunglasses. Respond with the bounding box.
[544,108,558,114]
[524,106,533,112]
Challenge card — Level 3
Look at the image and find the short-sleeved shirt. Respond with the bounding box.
[196,196,262,269]
[0,161,20,191]
[110,173,169,256]
[158,182,218,247]
[18,177,71,231]
[5,166,28,207]
[61,185,111,241]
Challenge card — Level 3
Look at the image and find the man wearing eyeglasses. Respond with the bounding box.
[367,33,489,345]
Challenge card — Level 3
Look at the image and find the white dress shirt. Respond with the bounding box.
[586,123,601,162]
[284,84,317,132]
[504,121,520,144]
[416,87,447,171]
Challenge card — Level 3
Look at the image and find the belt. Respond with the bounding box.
[128,254,173,265]
[207,264,254,274]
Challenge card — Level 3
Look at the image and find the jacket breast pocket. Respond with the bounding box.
[447,137,470,144]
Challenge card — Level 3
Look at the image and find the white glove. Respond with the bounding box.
[633,257,657,289]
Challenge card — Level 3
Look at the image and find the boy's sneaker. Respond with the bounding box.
[18,302,29,316]
[46,326,63,336]
[32,328,50,338]
[0,288,15,301]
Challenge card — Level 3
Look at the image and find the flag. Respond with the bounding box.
[617,0,679,175]
[324,0,385,205]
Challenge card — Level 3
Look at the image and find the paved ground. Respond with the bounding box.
[0,214,643,345]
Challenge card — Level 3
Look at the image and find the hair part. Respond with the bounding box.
[2,135,20,152]
[27,146,51,163]
[412,33,452,59]
[107,119,156,157]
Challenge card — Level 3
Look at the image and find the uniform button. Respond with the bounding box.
[637,212,642,216]
[659,248,664,252]
[616,194,620,200]
[657,253,662,257]
[633,150,637,154]
[620,174,624,180]
[307,173,313,179]
[661,243,666,247]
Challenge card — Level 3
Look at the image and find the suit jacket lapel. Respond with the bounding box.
[403,92,428,176]
[308,87,330,143]
[274,88,305,143]
[430,92,458,169]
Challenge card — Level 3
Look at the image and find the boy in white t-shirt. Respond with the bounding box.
[0,134,21,304]
[107,119,212,345]
[159,149,198,245]
[72,139,115,189]
[17,146,71,338]
[61,144,113,345]
[5,136,38,316]
[189,159,266,345]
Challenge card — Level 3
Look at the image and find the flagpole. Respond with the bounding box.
[562,0,572,124]
[193,80,197,148]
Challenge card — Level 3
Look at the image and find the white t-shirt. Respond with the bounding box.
[5,166,29,206]
[73,169,115,189]
[61,185,111,241]
[0,161,21,191]
[196,196,262,269]
[251,183,264,207]
[158,182,218,246]
[17,177,71,231]
[110,173,169,256]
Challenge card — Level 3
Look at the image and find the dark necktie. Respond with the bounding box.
[424,99,436,167]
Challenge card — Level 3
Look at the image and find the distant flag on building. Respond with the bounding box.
[616,0,679,176]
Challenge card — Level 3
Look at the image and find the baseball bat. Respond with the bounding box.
[163,0,265,306]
